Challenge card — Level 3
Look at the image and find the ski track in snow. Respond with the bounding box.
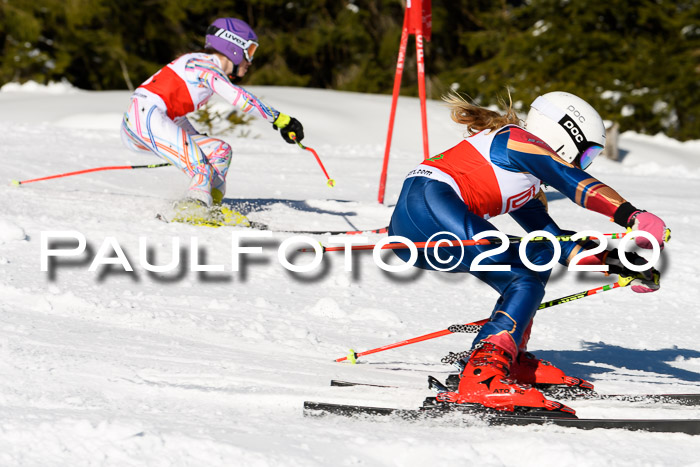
[1,83,700,466]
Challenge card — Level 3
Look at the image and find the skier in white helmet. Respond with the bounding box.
[121,17,304,223]
[388,90,669,415]
[526,91,606,170]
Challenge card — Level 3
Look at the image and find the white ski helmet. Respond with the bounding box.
[524,91,606,169]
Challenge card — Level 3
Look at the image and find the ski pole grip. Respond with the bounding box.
[289,132,303,148]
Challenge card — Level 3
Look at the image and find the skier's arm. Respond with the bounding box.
[494,127,625,218]
[510,194,660,291]
[186,57,305,143]
[495,127,668,248]
[187,57,279,122]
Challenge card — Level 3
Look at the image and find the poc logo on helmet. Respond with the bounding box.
[567,105,586,123]
[563,120,585,143]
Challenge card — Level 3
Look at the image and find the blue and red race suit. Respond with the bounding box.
[389,125,627,357]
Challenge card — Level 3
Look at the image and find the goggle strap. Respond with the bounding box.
[531,96,565,122]
[531,95,589,153]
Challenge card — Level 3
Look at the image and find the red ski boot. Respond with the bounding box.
[436,343,575,415]
[510,352,594,395]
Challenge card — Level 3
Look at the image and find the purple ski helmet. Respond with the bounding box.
[205,18,258,65]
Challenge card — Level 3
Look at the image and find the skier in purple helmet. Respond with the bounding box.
[121,17,304,218]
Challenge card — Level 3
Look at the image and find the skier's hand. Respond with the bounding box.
[273,113,304,144]
[626,210,669,250]
[606,249,660,293]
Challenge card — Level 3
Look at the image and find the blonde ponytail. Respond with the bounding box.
[442,91,521,135]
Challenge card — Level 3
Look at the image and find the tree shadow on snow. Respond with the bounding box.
[534,343,700,385]
[616,148,631,163]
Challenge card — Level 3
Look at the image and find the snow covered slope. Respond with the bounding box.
[1,82,699,466]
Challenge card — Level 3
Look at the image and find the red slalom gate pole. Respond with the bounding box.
[290,133,335,188]
[378,0,431,204]
[415,31,429,159]
[10,162,172,186]
[378,13,410,204]
[336,280,627,363]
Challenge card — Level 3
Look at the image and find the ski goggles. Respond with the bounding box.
[207,26,259,62]
[577,144,604,170]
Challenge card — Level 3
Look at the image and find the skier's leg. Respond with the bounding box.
[519,319,534,354]
[390,178,576,412]
[191,135,232,204]
[390,177,549,356]
[470,249,553,358]
[121,95,214,206]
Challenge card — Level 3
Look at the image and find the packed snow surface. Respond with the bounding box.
[1,81,699,466]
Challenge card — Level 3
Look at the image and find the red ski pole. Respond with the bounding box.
[11,162,172,186]
[336,318,490,363]
[302,232,629,253]
[289,133,335,188]
[336,280,628,363]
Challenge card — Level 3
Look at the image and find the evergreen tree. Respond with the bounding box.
[1,0,697,139]
[446,0,700,140]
